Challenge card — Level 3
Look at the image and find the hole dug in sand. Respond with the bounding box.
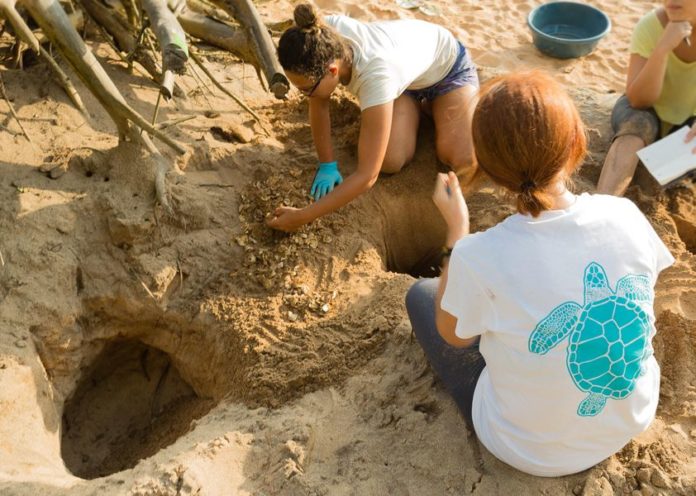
[378,185,512,278]
[61,340,213,479]
[377,185,448,278]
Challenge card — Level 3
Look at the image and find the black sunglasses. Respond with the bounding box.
[300,74,324,97]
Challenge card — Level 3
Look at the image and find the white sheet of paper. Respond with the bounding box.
[637,126,696,185]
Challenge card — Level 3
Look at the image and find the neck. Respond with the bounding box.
[338,51,353,85]
[547,181,576,210]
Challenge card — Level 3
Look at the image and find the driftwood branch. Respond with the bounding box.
[141,0,188,74]
[122,0,139,27]
[21,0,185,154]
[183,0,231,21]
[155,114,194,129]
[78,0,186,97]
[0,0,40,52]
[176,9,255,65]
[209,0,289,99]
[0,0,85,113]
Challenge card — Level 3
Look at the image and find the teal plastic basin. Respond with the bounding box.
[528,2,611,59]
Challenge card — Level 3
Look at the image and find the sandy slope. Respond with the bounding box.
[0,0,695,495]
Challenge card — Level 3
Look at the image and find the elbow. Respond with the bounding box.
[435,314,458,347]
[436,313,479,348]
[356,172,379,193]
[625,89,656,110]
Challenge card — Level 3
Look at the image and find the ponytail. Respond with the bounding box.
[517,187,554,218]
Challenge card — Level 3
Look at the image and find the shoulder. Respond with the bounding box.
[324,14,361,32]
[572,193,646,222]
[632,10,662,40]
[581,193,641,214]
[324,14,344,25]
[578,194,659,237]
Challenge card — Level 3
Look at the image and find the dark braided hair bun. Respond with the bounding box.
[294,3,318,30]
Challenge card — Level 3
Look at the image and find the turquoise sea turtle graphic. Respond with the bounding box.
[528,262,652,417]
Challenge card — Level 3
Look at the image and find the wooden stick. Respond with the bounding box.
[160,69,175,99]
[95,22,153,81]
[129,126,178,214]
[39,46,86,114]
[155,114,195,129]
[189,49,269,135]
[176,10,255,66]
[140,0,188,74]
[0,1,84,114]
[151,90,162,125]
[0,0,40,52]
[123,0,140,28]
[139,278,158,302]
[23,0,185,153]
[0,72,32,143]
[77,0,186,99]
[209,0,290,99]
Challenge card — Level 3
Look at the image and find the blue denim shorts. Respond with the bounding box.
[611,95,660,145]
[405,41,479,102]
[611,94,696,143]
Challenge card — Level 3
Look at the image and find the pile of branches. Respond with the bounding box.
[0,0,290,211]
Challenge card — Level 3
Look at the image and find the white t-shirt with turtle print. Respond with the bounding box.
[440,193,674,477]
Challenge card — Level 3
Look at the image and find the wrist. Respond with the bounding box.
[318,160,338,169]
[446,227,468,247]
[297,206,314,224]
[653,43,673,57]
[445,236,458,248]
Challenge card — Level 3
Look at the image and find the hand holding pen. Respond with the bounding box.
[660,21,692,52]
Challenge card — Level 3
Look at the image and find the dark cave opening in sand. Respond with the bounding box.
[61,340,214,479]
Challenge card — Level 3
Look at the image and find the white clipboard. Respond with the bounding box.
[636,126,696,186]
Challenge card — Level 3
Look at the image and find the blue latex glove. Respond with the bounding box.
[310,161,343,201]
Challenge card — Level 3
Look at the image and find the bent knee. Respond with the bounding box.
[438,150,476,180]
[437,140,474,169]
[405,279,436,315]
[611,96,659,145]
[381,152,414,174]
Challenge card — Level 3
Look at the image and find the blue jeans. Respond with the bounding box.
[405,278,486,428]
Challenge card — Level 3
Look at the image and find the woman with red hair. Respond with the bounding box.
[406,72,674,476]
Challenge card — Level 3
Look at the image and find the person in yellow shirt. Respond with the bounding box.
[597,0,696,196]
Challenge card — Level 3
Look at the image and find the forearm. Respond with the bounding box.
[309,97,334,162]
[300,169,377,223]
[626,48,669,108]
[302,102,393,224]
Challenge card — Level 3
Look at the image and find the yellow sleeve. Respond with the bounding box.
[629,11,659,58]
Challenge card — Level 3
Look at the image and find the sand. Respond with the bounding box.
[0,0,695,494]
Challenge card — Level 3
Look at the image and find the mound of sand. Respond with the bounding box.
[0,1,694,495]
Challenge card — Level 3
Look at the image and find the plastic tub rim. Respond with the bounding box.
[527,1,612,45]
